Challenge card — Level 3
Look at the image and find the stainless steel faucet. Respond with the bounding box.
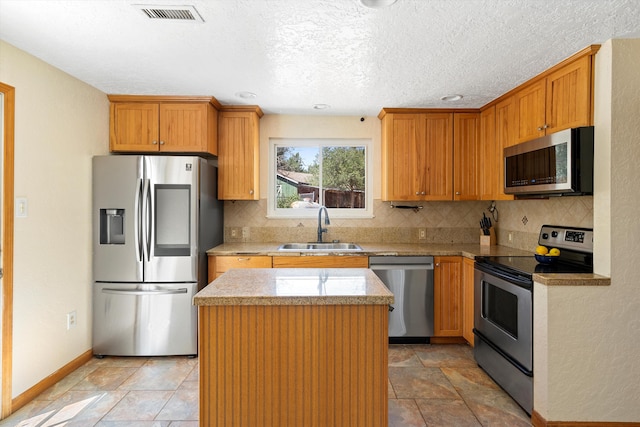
[317,206,330,243]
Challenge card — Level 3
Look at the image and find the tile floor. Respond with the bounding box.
[0,344,531,426]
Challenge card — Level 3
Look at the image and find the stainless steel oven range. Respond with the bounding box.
[473,225,593,415]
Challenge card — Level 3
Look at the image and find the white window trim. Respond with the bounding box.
[267,137,373,219]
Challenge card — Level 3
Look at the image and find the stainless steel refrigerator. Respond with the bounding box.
[92,155,222,357]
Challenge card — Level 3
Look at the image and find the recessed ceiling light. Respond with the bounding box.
[359,0,398,9]
[235,91,257,99]
[313,104,331,110]
[440,94,463,102]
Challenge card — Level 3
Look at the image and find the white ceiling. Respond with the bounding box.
[1,0,639,116]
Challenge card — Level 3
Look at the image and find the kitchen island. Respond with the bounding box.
[193,268,394,427]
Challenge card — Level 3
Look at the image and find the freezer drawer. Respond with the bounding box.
[93,282,197,356]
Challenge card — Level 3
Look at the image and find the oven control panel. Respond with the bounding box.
[538,225,593,253]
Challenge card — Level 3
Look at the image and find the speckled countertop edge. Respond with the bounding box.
[533,273,611,286]
[194,268,395,306]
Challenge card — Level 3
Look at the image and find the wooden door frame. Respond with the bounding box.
[0,82,15,418]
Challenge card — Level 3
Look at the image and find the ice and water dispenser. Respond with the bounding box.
[100,209,125,244]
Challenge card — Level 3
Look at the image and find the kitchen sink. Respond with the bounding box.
[277,242,363,252]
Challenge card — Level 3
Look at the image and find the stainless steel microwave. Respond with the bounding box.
[504,127,594,196]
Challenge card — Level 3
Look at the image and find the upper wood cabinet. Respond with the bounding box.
[453,113,480,200]
[108,95,220,155]
[433,256,463,337]
[218,107,263,200]
[380,110,453,201]
[514,51,596,143]
[479,97,515,201]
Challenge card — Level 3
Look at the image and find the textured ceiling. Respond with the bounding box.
[1,0,639,116]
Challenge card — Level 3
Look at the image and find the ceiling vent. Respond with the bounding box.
[133,4,204,22]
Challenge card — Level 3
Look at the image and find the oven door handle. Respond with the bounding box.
[473,328,533,377]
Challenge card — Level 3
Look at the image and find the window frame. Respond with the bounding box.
[267,137,373,219]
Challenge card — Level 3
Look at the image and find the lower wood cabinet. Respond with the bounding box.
[462,257,476,346]
[208,255,272,282]
[433,256,463,337]
[272,256,369,269]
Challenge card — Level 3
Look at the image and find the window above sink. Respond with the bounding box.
[267,138,373,219]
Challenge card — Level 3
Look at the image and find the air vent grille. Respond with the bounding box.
[133,5,204,22]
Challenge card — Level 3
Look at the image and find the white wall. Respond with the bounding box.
[0,41,109,397]
[534,39,640,422]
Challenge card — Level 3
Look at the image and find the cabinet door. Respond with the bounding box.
[462,257,475,346]
[433,256,462,337]
[212,255,272,280]
[272,256,368,268]
[422,113,453,200]
[479,107,497,200]
[515,79,546,143]
[494,96,516,200]
[545,55,592,134]
[218,111,260,200]
[453,113,479,200]
[159,103,211,153]
[110,103,160,152]
[381,114,423,200]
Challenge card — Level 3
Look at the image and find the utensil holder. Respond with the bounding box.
[480,227,496,246]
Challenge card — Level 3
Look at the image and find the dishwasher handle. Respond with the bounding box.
[369,263,434,270]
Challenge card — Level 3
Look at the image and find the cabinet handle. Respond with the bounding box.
[152,140,158,145]
[455,191,460,195]
[421,191,426,195]
[249,189,254,195]
[435,263,440,267]
[237,257,252,261]
[543,124,549,129]
[160,140,165,145]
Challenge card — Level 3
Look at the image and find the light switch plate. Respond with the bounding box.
[15,197,28,218]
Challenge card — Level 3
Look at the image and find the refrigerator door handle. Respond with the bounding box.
[135,178,144,262]
[101,287,189,295]
[142,178,152,262]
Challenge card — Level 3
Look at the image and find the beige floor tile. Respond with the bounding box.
[102,390,174,421]
[414,343,476,368]
[389,367,459,400]
[458,388,530,427]
[155,389,198,421]
[388,399,426,427]
[415,398,481,427]
[388,344,424,367]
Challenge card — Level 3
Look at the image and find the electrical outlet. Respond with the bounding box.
[509,232,513,242]
[419,228,426,240]
[67,311,77,330]
[230,228,237,238]
[242,227,249,239]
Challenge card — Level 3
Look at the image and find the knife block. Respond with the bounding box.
[480,227,496,246]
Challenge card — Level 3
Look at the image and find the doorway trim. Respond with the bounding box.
[0,82,15,418]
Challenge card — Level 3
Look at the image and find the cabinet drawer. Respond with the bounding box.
[209,255,272,281]
[272,256,368,268]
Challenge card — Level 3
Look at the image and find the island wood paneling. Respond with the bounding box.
[199,304,388,427]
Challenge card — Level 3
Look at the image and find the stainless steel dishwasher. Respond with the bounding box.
[369,256,434,343]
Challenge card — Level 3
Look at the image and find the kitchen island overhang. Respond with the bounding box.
[194,268,393,427]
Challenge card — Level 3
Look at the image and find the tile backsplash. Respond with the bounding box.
[222,196,593,250]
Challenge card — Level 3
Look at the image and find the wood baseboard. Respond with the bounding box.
[10,349,94,414]
[532,410,640,427]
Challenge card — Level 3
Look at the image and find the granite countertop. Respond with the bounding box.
[206,242,533,259]
[206,243,611,287]
[194,268,395,306]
